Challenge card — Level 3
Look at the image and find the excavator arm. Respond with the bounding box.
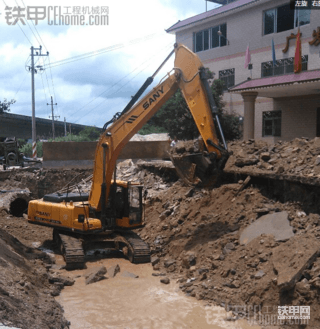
[89,43,228,213]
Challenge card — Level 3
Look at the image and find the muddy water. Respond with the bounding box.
[57,258,261,329]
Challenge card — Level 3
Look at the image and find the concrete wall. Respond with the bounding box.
[42,140,171,168]
[174,0,320,141]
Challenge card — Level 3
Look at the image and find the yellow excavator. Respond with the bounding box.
[27,43,229,269]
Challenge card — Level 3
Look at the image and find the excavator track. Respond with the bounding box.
[119,232,151,264]
[53,230,85,270]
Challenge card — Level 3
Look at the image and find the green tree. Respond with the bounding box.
[138,123,167,135]
[78,126,101,141]
[210,79,242,141]
[0,99,16,114]
[139,77,241,141]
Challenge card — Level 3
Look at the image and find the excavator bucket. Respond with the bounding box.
[171,153,221,186]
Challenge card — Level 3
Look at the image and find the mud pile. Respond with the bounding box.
[0,168,92,199]
[138,181,320,328]
[0,227,69,329]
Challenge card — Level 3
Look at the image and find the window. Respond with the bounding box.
[263,111,281,137]
[261,55,308,77]
[295,9,310,28]
[194,23,227,52]
[195,29,209,52]
[263,5,310,35]
[219,68,235,91]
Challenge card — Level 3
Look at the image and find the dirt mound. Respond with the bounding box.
[0,227,69,329]
[227,137,320,179]
[138,181,320,328]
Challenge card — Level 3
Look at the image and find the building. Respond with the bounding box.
[167,0,320,143]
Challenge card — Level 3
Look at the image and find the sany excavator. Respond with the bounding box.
[27,43,229,269]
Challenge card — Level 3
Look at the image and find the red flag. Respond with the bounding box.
[294,29,302,74]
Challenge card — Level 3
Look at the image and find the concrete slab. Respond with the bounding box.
[121,271,139,278]
[273,235,320,291]
[240,211,294,245]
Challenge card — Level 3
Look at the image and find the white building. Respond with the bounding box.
[167,0,320,143]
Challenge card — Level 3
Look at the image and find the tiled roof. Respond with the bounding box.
[166,0,260,33]
[229,70,320,92]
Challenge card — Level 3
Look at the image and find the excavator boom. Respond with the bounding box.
[89,43,228,212]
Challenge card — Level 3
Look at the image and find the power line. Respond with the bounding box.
[69,39,172,120]
[71,34,192,125]
[20,0,48,52]
[43,32,163,70]
[19,0,57,116]
[42,56,53,99]
[15,0,41,45]
[47,56,58,115]
[72,41,174,124]
[1,0,32,45]
[14,71,29,98]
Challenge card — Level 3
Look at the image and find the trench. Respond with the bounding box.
[227,172,320,215]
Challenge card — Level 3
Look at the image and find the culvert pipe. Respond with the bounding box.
[10,198,29,217]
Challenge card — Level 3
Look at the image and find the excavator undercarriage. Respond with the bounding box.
[53,229,150,270]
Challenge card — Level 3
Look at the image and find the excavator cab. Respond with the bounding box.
[113,182,143,229]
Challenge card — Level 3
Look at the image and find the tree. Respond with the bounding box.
[210,79,242,141]
[150,90,199,140]
[78,126,101,141]
[140,77,241,141]
[0,99,16,114]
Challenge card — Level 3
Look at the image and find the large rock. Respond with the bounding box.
[85,266,107,285]
[273,235,320,291]
[235,157,259,168]
[240,211,294,245]
[107,264,120,278]
[48,274,75,287]
[160,277,170,284]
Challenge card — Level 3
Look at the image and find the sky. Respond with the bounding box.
[0,0,219,128]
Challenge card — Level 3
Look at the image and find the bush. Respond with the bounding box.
[20,141,43,158]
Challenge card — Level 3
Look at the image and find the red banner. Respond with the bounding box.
[294,28,302,74]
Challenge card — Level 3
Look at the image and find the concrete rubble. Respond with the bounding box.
[121,271,139,278]
[107,264,120,278]
[239,211,294,245]
[273,235,320,291]
[84,266,107,285]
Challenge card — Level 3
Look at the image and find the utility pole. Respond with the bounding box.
[29,45,49,158]
[47,96,59,139]
[64,117,67,136]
